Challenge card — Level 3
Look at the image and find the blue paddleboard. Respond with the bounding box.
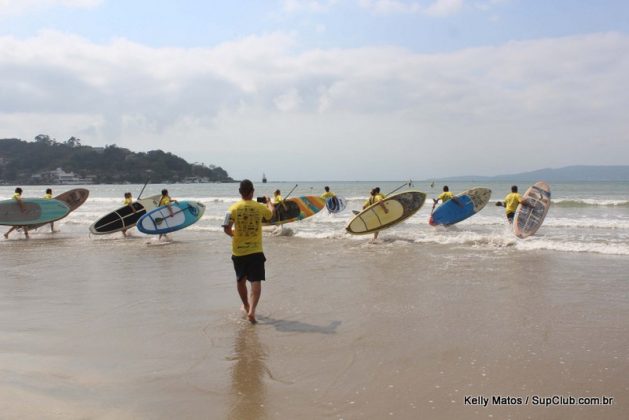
[325,196,346,213]
[136,201,205,234]
[0,198,70,225]
[429,188,491,226]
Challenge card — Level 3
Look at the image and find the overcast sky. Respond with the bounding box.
[1,0,628,180]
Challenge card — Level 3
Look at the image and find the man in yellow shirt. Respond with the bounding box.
[158,189,178,241]
[321,186,340,212]
[497,185,524,223]
[4,187,28,239]
[121,192,136,237]
[363,187,388,241]
[43,188,55,232]
[431,185,462,213]
[434,185,453,204]
[223,180,274,323]
[363,187,386,209]
[321,186,335,200]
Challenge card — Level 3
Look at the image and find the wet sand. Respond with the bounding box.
[1,232,628,419]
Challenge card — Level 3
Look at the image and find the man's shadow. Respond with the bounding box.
[257,316,341,334]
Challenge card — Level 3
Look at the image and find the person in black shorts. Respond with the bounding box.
[223,180,274,323]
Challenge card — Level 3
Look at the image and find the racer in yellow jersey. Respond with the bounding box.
[4,187,28,239]
[121,192,136,237]
[158,189,178,241]
[362,187,388,241]
[496,185,525,223]
[43,188,55,232]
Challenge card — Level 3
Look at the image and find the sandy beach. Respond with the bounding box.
[1,230,627,419]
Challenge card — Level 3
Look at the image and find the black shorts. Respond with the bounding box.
[506,212,515,223]
[232,252,266,282]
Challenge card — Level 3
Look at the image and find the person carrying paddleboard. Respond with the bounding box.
[434,185,453,204]
[496,185,524,224]
[158,189,178,240]
[223,179,275,324]
[431,185,462,212]
[363,187,388,241]
[4,187,28,239]
[321,186,336,200]
[321,186,340,212]
[271,189,289,224]
[43,188,55,233]
[121,192,136,237]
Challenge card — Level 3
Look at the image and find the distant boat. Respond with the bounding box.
[262,173,267,183]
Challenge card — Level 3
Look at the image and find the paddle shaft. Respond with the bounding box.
[283,184,298,200]
[385,180,411,197]
[154,203,190,225]
[137,178,150,200]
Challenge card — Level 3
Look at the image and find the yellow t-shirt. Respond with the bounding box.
[123,197,133,206]
[321,191,335,199]
[43,193,53,200]
[159,196,171,206]
[363,193,385,208]
[228,200,273,256]
[273,195,283,204]
[12,192,21,200]
[437,191,453,203]
[503,192,522,214]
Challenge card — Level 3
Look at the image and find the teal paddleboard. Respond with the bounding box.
[0,198,70,225]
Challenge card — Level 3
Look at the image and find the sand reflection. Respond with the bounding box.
[228,324,267,420]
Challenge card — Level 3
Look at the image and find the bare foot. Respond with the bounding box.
[247,312,257,324]
[3,233,8,239]
[240,304,250,318]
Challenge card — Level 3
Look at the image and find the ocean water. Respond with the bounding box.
[2,181,628,419]
[2,180,627,255]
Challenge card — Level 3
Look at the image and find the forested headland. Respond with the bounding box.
[0,135,233,184]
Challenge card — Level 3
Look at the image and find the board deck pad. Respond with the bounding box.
[137,201,206,234]
[264,196,325,226]
[346,190,426,235]
[429,187,491,226]
[0,198,70,225]
[89,194,161,234]
[514,182,551,239]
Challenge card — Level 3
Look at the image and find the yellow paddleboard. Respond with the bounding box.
[346,190,426,235]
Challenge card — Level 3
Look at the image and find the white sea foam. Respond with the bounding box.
[515,239,629,256]
[552,198,629,207]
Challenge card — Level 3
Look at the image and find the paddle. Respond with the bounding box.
[137,177,150,200]
[384,179,412,197]
[154,203,192,226]
[283,184,298,200]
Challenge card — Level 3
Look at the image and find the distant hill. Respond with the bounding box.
[0,136,233,184]
[437,165,629,182]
